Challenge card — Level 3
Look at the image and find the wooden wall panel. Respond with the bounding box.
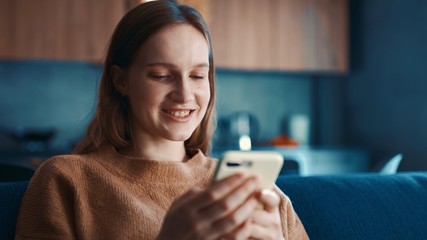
[0,0,12,57]
[0,0,126,62]
[208,0,348,72]
[0,0,347,71]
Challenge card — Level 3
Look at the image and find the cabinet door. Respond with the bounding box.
[208,0,348,72]
[0,0,126,62]
[274,0,348,72]
[208,0,277,70]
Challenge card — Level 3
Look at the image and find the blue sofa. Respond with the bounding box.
[0,181,28,240]
[1,172,427,239]
[278,172,427,239]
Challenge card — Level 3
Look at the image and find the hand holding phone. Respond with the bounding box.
[213,151,284,189]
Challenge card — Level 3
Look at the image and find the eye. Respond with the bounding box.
[190,75,206,80]
[190,70,208,80]
[149,73,171,81]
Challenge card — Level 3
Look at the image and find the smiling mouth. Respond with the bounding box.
[163,109,194,118]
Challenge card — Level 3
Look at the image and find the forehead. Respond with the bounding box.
[135,24,209,65]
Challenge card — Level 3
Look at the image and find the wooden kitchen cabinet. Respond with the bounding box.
[208,0,349,72]
[0,0,126,62]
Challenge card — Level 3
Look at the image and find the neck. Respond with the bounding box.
[120,140,188,162]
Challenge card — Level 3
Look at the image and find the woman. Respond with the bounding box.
[15,1,308,239]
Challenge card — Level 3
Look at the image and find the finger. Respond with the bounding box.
[200,176,260,220]
[193,173,246,208]
[250,209,283,239]
[175,174,247,209]
[249,223,280,240]
[257,189,280,212]
[225,219,252,240]
[250,210,279,228]
[209,197,259,237]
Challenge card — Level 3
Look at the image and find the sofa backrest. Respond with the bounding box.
[277,172,427,240]
[0,163,34,182]
[0,181,29,240]
[3,174,427,239]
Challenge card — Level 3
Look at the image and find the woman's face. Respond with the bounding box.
[119,24,210,144]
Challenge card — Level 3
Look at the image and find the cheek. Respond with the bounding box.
[127,84,157,109]
[197,84,211,108]
[203,91,211,107]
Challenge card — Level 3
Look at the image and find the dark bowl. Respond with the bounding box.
[5,127,56,143]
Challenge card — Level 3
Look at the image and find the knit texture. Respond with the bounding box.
[15,145,308,239]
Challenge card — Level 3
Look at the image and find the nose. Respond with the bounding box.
[170,77,195,102]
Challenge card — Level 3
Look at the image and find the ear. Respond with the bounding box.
[111,65,128,95]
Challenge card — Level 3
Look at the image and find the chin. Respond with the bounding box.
[167,132,193,142]
[163,125,198,142]
[170,137,192,142]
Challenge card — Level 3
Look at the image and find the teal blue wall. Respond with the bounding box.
[0,60,100,150]
[345,0,427,170]
[0,61,312,151]
[216,70,312,142]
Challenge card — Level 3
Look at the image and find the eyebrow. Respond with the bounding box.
[144,62,209,68]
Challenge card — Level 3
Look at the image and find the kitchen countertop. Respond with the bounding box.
[0,149,69,169]
[212,146,371,176]
[3,146,372,176]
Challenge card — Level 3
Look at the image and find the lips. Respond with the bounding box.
[162,109,194,118]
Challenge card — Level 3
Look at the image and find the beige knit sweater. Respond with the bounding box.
[15,145,308,240]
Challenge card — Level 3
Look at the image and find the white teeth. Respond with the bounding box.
[168,110,190,117]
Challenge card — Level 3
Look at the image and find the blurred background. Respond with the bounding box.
[1,0,426,178]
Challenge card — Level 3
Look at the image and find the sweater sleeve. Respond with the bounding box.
[273,185,310,240]
[15,158,77,240]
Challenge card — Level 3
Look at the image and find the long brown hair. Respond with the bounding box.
[74,1,216,155]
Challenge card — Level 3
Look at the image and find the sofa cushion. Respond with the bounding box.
[277,172,427,240]
[0,181,29,240]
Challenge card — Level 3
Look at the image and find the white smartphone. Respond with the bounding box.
[213,151,284,189]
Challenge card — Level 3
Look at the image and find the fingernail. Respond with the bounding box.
[233,172,245,180]
[261,189,280,199]
[261,189,272,195]
[249,175,259,182]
